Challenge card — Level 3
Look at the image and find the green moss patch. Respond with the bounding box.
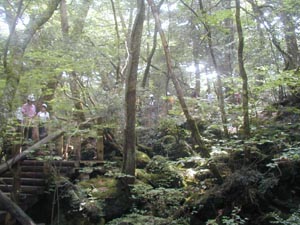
[79,177,118,199]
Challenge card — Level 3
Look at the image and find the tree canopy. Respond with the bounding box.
[0,0,300,224]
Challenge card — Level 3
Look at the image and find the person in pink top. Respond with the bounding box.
[21,94,37,140]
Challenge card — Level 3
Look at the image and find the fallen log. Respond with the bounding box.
[0,129,65,175]
[0,190,36,225]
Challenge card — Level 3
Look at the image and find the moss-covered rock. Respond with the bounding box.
[203,124,223,138]
[189,190,225,225]
[130,183,186,218]
[136,150,151,169]
[137,144,154,157]
[79,177,118,199]
[145,156,183,188]
[174,156,206,169]
[167,140,195,160]
[153,136,196,160]
[136,127,157,148]
[78,177,132,221]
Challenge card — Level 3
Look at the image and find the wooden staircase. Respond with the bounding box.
[0,159,79,223]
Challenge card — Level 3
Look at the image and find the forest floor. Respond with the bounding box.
[26,100,300,225]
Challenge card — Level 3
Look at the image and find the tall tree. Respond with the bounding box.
[141,0,164,88]
[122,0,145,178]
[191,24,202,97]
[236,0,250,137]
[60,0,93,122]
[110,0,122,84]
[198,0,229,137]
[279,1,299,71]
[147,0,210,158]
[0,0,61,137]
[247,0,299,71]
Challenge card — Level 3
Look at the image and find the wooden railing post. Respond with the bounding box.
[11,128,22,204]
[56,135,64,157]
[73,134,81,161]
[0,130,65,175]
[96,118,104,161]
[96,130,103,161]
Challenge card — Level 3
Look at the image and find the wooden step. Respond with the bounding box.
[21,165,75,175]
[22,160,78,167]
[79,160,104,167]
[0,210,7,222]
[0,158,82,225]
[2,167,74,178]
[0,177,45,186]
[3,192,34,199]
[0,185,45,195]
[20,165,45,172]
[1,171,46,179]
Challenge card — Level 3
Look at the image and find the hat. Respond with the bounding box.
[42,103,47,108]
[27,94,35,101]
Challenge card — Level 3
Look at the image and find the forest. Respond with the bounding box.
[0,0,300,224]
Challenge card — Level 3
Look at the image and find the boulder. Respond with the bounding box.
[136,150,151,169]
[145,156,183,188]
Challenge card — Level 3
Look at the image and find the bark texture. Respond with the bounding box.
[147,0,210,157]
[122,0,145,177]
[236,0,250,138]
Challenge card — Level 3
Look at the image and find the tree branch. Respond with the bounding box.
[3,0,24,69]
[0,190,36,225]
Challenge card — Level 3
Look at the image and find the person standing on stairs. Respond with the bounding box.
[21,94,37,142]
[37,103,50,140]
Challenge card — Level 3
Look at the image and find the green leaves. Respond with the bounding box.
[270,206,300,225]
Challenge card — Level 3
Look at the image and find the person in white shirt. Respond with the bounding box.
[37,103,50,139]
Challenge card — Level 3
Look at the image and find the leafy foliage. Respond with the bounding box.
[270,206,300,225]
[106,212,189,225]
[158,117,189,139]
[145,155,183,188]
[131,183,186,218]
[206,207,248,225]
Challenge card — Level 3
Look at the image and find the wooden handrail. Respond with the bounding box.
[0,116,105,174]
[0,130,65,175]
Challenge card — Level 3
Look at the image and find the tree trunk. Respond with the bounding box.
[142,23,159,88]
[122,0,145,178]
[247,0,300,100]
[192,27,201,98]
[70,72,86,122]
[247,0,295,71]
[60,0,92,123]
[199,0,229,138]
[220,0,234,78]
[120,1,136,85]
[147,0,210,158]
[280,8,299,70]
[110,0,122,84]
[141,0,164,88]
[60,0,69,42]
[236,0,250,138]
[39,74,62,112]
